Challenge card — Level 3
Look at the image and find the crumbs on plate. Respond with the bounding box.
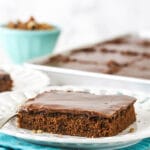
[32,129,43,134]
[129,128,135,133]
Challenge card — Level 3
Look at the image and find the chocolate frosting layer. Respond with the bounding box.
[20,90,136,118]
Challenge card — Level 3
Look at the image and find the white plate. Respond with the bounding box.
[0,65,50,92]
[0,86,150,149]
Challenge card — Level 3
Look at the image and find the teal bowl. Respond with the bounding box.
[0,25,60,64]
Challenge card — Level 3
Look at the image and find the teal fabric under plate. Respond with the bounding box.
[0,133,149,150]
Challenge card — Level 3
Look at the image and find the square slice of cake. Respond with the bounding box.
[17,90,136,137]
[0,70,13,92]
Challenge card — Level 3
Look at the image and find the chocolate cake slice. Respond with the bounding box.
[0,70,13,92]
[17,90,136,138]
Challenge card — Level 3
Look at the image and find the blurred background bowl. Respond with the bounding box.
[0,25,60,64]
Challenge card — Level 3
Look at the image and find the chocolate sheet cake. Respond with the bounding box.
[42,34,150,79]
[0,70,13,92]
[18,90,136,137]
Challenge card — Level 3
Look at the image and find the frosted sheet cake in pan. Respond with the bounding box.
[39,34,150,80]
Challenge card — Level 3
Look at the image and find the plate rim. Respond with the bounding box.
[0,128,149,144]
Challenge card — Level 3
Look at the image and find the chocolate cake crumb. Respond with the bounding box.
[37,130,43,133]
[129,128,135,133]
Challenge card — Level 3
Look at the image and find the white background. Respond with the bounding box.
[0,0,150,63]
